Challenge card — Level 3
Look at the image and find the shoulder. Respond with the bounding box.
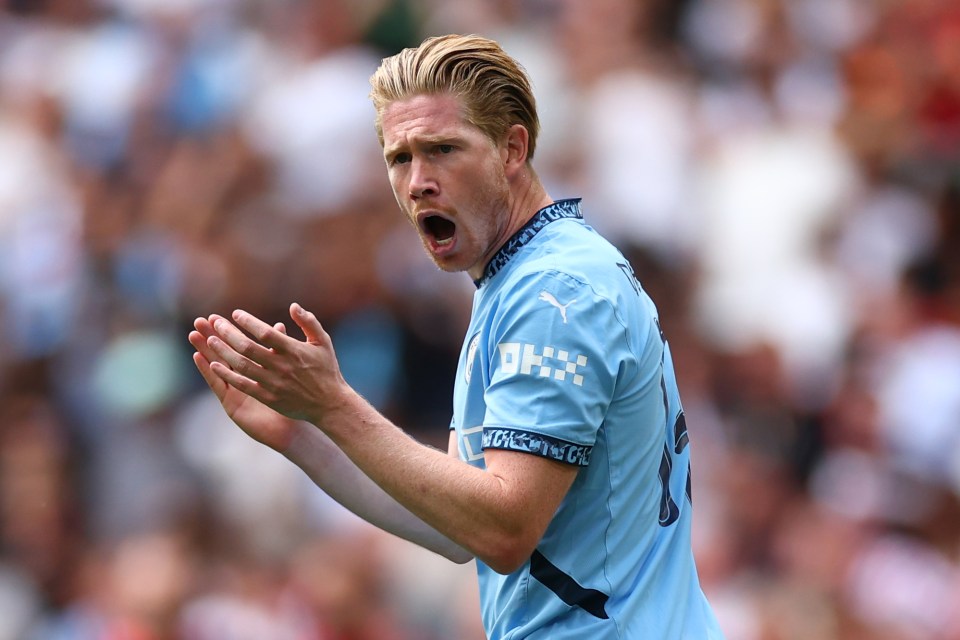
[509,224,641,313]
[489,263,642,356]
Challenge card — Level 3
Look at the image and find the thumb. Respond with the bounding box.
[290,303,327,344]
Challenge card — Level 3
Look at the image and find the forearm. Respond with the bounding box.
[316,388,548,573]
[283,421,473,564]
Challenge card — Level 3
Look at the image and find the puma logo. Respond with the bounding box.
[538,291,576,324]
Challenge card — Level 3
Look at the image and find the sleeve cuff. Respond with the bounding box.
[482,427,593,466]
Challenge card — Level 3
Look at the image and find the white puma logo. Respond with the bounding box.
[538,291,576,324]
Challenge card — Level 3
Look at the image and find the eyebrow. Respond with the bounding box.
[384,134,460,159]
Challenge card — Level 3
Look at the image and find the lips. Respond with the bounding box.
[417,211,457,249]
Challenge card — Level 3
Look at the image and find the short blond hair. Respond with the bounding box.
[369,34,540,160]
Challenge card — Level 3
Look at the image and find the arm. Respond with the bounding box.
[306,390,578,573]
[205,304,579,574]
[189,317,472,563]
[284,425,474,564]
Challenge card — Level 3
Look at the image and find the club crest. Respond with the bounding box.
[465,332,480,383]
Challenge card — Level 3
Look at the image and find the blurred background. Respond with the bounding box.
[1,0,959,638]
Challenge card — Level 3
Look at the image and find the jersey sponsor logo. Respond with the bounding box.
[464,332,480,383]
[496,342,588,386]
[482,427,592,466]
[537,291,577,324]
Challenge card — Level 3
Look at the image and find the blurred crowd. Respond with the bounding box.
[1,0,959,638]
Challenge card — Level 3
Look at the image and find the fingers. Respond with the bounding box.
[189,320,229,393]
[191,318,272,400]
[191,349,227,398]
[231,309,293,352]
[189,319,220,362]
[189,307,318,421]
[187,314,267,386]
[190,308,310,396]
[208,359,273,404]
[205,336,266,384]
[209,313,279,369]
[289,303,329,345]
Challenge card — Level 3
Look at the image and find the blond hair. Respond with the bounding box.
[369,34,540,160]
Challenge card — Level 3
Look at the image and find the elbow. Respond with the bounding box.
[443,547,475,565]
[478,534,539,575]
[484,550,530,575]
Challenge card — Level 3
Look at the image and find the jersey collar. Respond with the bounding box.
[473,198,583,288]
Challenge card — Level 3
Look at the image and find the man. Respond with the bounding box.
[189,34,725,639]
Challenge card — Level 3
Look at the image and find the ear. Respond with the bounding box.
[502,124,530,179]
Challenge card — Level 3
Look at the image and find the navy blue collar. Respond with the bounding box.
[473,198,583,288]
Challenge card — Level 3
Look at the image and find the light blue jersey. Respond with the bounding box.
[451,199,724,639]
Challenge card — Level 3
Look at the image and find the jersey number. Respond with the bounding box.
[655,316,692,527]
[619,261,692,527]
[658,411,691,526]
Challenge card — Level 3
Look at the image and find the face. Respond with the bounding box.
[381,93,512,280]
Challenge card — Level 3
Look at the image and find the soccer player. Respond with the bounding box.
[188,34,725,639]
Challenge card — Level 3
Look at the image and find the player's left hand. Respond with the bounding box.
[204,302,348,424]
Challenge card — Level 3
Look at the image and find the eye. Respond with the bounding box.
[391,152,412,165]
[437,144,454,154]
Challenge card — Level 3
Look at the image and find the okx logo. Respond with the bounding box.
[496,342,588,386]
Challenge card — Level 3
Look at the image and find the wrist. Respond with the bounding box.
[307,379,363,435]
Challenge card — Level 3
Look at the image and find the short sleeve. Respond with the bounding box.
[481,270,625,466]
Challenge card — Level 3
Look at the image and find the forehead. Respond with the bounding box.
[381,93,478,148]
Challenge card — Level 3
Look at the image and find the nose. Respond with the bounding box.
[408,158,438,200]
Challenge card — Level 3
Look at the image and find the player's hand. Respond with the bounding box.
[188,316,300,452]
[199,303,347,427]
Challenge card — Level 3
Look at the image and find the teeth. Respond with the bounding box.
[436,237,454,247]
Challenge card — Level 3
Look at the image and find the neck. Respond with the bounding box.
[469,168,552,281]
[510,169,553,230]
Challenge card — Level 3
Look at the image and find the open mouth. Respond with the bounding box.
[422,214,457,246]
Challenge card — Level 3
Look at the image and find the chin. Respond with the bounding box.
[426,252,472,275]
[433,258,468,274]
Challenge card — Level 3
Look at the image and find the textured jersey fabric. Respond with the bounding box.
[451,199,725,639]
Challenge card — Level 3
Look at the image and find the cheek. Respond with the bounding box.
[474,161,508,205]
[387,172,402,197]
[386,181,413,219]
[390,181,411,213]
